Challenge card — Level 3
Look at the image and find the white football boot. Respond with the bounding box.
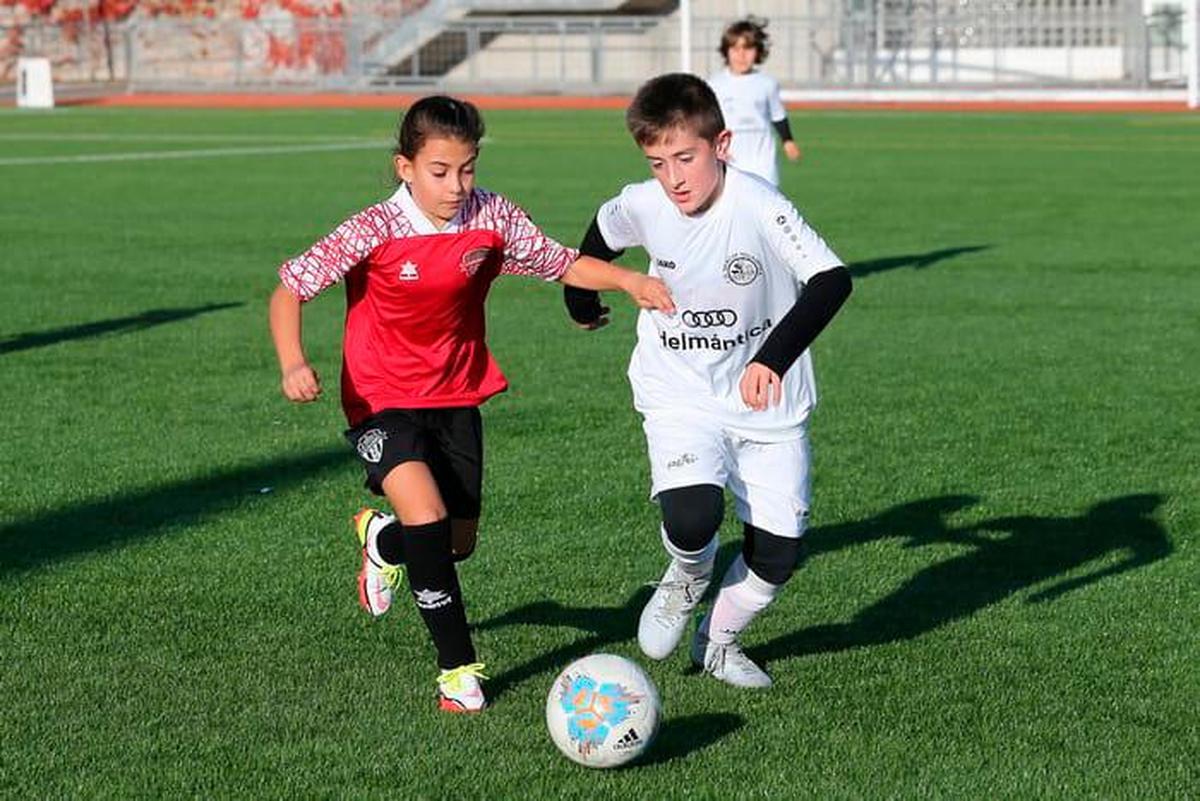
[437,663,488,713]
[691,623,773,689]
[353,508,401,618]
[637,559,711,660]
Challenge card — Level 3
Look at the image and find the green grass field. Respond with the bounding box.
[1,106,1197,799]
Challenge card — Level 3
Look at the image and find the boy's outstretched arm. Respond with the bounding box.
[740,265,852,411]
[563,216,626,329]
[269,283,322,402]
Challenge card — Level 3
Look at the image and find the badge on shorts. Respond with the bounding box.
[723,253,762,286]
[356,428,387,464]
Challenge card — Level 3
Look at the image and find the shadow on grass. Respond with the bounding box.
[849,245,991,279]
[474,586,653,703]
[754,493,1172,665]
[479,493,1171,687]
[0,447,351,578]
[638,713,744,767]
[0,303,243,356]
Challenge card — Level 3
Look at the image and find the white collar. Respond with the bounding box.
[389,183,465,235]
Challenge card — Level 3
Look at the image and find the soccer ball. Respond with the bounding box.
[545,653,661,768]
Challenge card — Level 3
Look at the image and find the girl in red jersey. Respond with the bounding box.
[268,96,673,713]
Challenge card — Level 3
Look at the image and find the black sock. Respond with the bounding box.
[402,518,476,670]
[376,521,405,565]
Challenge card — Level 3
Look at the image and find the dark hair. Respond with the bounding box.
[394,95,485,159]
[626,73,725,147]
[719,17,770,64]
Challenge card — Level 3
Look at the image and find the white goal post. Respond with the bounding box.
[1189,0,1199,108]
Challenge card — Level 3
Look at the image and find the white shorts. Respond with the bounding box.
[642,412,811,539]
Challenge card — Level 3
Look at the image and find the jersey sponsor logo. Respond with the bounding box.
[723,253,762,286]
[356,429,387,464]
[398,260,420,281]
[460,246,492,277]
[654,257,677,271]
[658,318,773,353]
[681,309,738,329]
[413,588,452,610]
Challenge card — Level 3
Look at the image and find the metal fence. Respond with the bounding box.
[1,2,1189,91]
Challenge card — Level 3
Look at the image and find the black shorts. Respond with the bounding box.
[344,407,483,520]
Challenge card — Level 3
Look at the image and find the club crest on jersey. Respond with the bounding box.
[460,246,492,277]
[723,253,762,286]
[356,429,387,463]
[398,261,420,281]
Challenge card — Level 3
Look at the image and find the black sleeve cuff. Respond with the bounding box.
[564,216,623,325]
[579,216,624,262]
[751,266,852,376]
[772,117,794,142]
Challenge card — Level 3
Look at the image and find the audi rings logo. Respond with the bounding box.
[681,309,739,328]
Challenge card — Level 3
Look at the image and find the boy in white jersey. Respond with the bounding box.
[564,74,852,688]
[707,17,799,187]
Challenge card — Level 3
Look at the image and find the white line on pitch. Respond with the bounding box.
[0,133,383,143]
[0,140,388,166]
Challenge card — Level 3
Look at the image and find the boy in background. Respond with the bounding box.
[707,17,800,187]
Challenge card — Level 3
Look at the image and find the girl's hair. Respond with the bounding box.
[626,73,725,147]
[719,17,771,64]
[394,95,485,159]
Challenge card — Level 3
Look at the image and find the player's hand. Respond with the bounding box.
[281,362,321,403]
[576,308,610,330]
[564,286,610,331]
[783,141,802,161]
[740,362,782,411]
[624,274,675,315]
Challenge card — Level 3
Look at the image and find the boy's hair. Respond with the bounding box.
[719,17,771,64]
[395,95,485,159]
[626,73,725,147]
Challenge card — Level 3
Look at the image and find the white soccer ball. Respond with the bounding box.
[545,653,661,768]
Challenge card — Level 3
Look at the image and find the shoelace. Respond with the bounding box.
[375,561,401,588]
[437,662,489,691]
[705,641,738,674]
[706,642,760,677]
[650,579,701,625]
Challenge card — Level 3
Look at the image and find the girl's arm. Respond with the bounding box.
[269,283,321,402]
[490,191,672,314]
[560,255,674,314]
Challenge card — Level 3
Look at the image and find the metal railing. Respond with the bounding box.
[1,3,1189,91]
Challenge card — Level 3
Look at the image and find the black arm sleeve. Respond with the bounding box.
[564,215,625,325]
[772,118,794,142]
[750,266,852,376]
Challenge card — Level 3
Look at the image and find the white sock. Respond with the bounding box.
[702,554,779,645]
[661,525,717,580]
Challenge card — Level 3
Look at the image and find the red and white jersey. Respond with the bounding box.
[279,184,577,425]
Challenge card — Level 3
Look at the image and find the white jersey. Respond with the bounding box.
[707,68,787,186]
[597,167,844,442]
